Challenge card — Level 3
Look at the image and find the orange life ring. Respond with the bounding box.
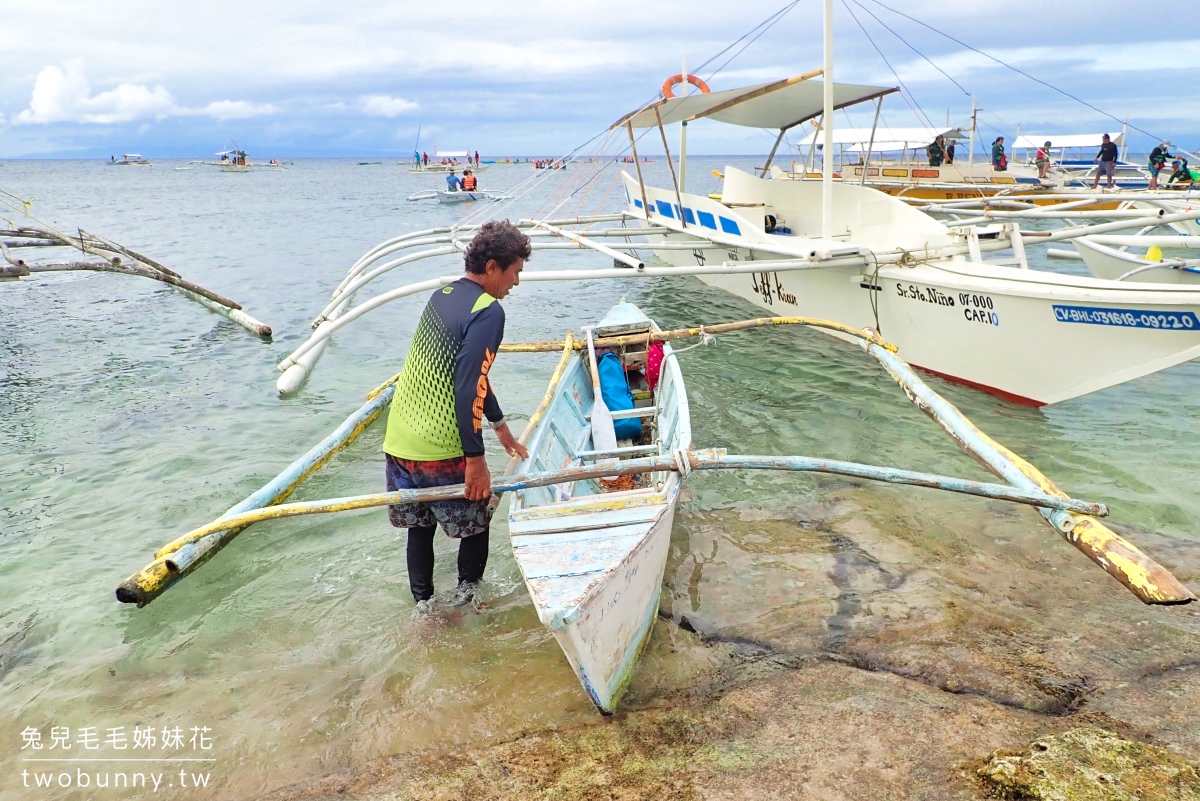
[662,74,711,99]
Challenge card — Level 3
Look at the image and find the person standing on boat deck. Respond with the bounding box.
[945,140,956,164]
[1148,141,1177,190]
[474,150,480,166]
[1036,141,1052,180]
[446,170,461,192]
[383,221,531,607]
[991,137,1007,171]
[927,135,946,167]
[1092,134,1119,189]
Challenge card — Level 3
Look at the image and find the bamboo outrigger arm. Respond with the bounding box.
[276,255,945,384]
[132,450,1110,590]
[115,385,395,606]
[861,338,1196,605]
[1,224,272,338]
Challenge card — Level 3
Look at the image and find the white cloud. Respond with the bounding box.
[16,60,175,123]
[195,100,279,120]
[360,94,418,117]
[884,40,1200,86]
[14,60,277,125]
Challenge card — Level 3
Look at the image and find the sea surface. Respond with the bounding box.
[2,157,1199,799]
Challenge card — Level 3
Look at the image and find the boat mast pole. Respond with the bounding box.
[654,107,688,229]
[822,0,834,240]
[679,54,688,193]
[762,129,786,176]
[968,94,976,174]
[626,121,652,217]
[861,97,882,186]
[807,116,822,174]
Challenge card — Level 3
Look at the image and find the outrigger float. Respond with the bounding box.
[0,191,272,338]
[119,299,1193,713]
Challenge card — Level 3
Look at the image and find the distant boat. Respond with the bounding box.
[406,147,487,173]
[190,148,289,172]
[109,154,151,166]
[358,161,383,166]
[405,189,514,203]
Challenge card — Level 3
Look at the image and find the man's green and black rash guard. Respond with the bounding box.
[383,278,504,461]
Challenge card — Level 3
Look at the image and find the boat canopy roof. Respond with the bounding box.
[435,149,469,157]
[795,126,966,151]
[613,74,898,132]
[1012,133,1124,149]
[122,153,143,159]
[215,149,247,156]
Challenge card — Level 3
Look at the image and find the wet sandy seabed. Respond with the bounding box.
[268,485,1200,800]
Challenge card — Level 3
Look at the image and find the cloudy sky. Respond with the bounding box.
[3,0,1198,159]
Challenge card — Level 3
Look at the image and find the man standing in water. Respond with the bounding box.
[383,221,531,608]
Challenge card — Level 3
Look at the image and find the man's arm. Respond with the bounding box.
[453,302,505,500]
[453,303,505,458]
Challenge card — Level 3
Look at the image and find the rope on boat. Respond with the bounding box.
[669,326,716,355]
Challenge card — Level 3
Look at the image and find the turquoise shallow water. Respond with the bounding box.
[2,158,1199,799]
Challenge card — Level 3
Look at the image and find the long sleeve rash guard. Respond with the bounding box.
[383,277,505,460]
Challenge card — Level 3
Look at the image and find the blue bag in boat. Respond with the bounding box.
[597,351,643,441]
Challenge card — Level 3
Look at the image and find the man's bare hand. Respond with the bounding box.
[495,422,529,461]
[464,455,491,501]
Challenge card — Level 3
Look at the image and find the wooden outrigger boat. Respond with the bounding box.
[508,302,690,713]
[119,303,1195,714]
[405,189,514,204]
[109,153,152,166]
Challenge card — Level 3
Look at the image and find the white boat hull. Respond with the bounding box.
[510,303,691,712]
[437,190,486,204]
[625,169,1200,406]
[1074,238,1200,285]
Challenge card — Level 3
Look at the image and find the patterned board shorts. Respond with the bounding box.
[385,454,492,538]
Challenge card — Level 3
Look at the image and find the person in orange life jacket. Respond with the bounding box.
[383,221,531,607]
[461,170,477,191]
[1035,141,1052,179]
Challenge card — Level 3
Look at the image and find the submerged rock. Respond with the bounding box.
[979,727,1200,800]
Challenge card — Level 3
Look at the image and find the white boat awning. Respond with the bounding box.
[613,74,898,132]
[795,126,966,150]
[435,150,469,157]
[1013,133,1124,149]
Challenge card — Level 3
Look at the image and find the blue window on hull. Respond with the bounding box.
[633,198,643,208]
[682,207,696,225]
[655,200,675,218]
[718,216,741,235]
[697,211,717,229]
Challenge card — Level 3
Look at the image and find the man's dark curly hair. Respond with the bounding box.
[464,220,532,274]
